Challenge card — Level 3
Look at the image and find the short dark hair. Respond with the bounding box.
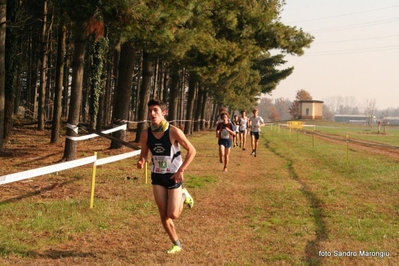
[220,112,229,118]
[148,99,167,111]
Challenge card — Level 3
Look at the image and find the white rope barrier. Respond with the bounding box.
[0,155,97,185]
[95,150,141,166]
[66,124,127,141]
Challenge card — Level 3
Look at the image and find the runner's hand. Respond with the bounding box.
[171,171,183,183]
[137,158,145,169]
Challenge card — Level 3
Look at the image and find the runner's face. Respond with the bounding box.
[222,115,229,123]
[148,105,166,125]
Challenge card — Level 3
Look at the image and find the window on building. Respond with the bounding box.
[306,108,310,115]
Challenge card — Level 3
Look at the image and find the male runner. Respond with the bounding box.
[248,108,265,157]
[137,99,196,254]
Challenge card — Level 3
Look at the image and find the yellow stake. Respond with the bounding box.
[90,152,97,209]
[312,129,315,148]
[145,162,148,184]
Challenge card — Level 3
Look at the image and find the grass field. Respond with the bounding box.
[0,125,398,265]
[290,120,399,146]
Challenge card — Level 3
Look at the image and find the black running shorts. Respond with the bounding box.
[151,172,182,189]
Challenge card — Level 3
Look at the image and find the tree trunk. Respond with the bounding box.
[51,24,66,143]
[102,49,114,126]
[167,66,179,123]
[0,2,6,149]
[134,50,153,143]
[200,89,208,130]
[110,48,120,124]
[38,0,48,130]
[4,0,18,139]
[62,58,69,119]
[162,66,169,103]
[89,36,107,130]
[194,82,204,132]
[184,74,197,134]
[62,21,86,161]
[110,42,135,149]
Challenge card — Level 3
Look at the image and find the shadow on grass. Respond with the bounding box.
[264,139,328,266]
[37,249,96,259]
[0,247,95,259]
[0,178,81,206]
[12,152,64,167]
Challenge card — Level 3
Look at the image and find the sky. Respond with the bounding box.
[267,0,399,110]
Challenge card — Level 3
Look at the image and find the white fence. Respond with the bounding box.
[0,124,143,208]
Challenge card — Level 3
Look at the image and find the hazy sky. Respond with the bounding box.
[268,0,399,110]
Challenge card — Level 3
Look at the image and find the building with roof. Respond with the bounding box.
[298,100,323,120]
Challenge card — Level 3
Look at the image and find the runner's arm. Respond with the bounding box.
[171,127,196,173]
[137,131,149,169]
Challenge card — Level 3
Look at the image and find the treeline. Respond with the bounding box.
[0,0,313,160]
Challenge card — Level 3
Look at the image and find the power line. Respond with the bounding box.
[305,44,399,56]
[317,34,399,44]
[287,4,399,23]
[311,17,399,33]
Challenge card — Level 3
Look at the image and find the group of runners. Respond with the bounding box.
[215,108,265,172]
[136,99,264,254]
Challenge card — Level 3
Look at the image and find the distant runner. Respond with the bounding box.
[248,109,265,157]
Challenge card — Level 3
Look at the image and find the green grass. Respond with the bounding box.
[295,120,399,146]
[1,126,398,265]
[263,126,398,262]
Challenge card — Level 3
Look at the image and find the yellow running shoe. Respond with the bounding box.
[166,245,182,254]
[182,188,194,209]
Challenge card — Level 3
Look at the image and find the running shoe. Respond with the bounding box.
[182,188,194,208]
[223,167,227,172]
[254,151,257,157]
[166,245,182,254]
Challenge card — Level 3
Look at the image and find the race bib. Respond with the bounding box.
[221,128,230,139]
[152,156,171,173]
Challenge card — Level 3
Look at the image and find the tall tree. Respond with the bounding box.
[62,19,87,161]
[167,66,180,123]
[134,50,153,143]
[87,16,107,130]
[184,74,197,134]
[0,1,6,149]
[37,0,50,130]
[50,22,66,143]
[364,98,377,128]
[110,42,136,149]
[4,0,18,139]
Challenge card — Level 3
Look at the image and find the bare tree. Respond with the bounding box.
[274,97,291,121]
[322,104,334,121]
[364,98,376,128]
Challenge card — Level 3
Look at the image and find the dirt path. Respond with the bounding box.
[4,128,394,265]
[1,128,311,265]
